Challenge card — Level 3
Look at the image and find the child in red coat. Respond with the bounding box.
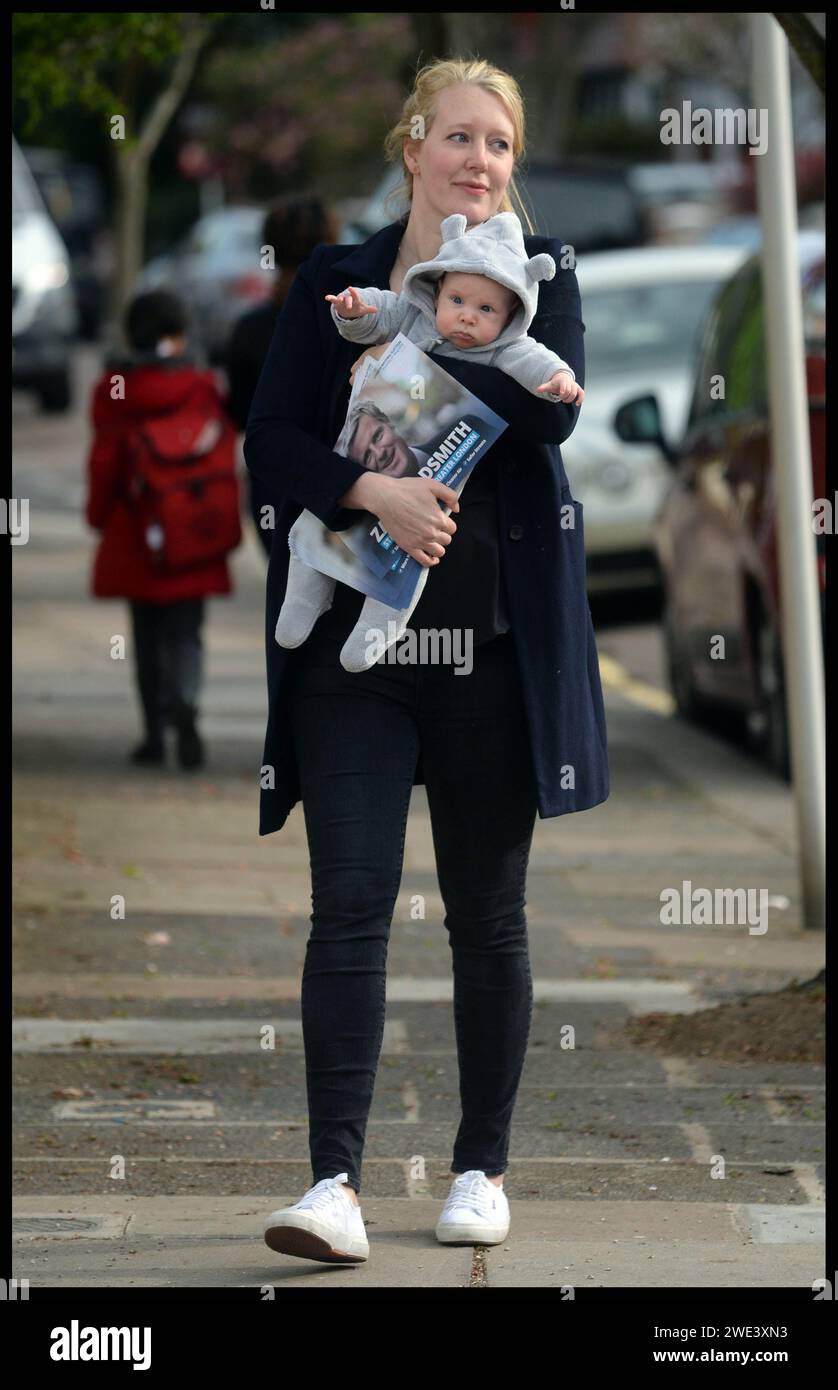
[85,290,237,768]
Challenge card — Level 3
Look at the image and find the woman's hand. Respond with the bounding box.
[348,342,392,384]
[341,473,460,567]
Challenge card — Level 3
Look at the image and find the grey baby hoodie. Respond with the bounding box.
[330,211,575,402]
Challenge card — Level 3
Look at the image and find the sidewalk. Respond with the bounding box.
[12,508,825,1288]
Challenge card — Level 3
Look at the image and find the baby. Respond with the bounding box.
[276,211,586,672]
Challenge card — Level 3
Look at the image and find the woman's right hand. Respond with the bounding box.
[344,473,459,567]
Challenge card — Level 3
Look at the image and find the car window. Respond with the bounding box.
[581,279,724,376]
[739,260,825,414]
[726,272,764,413]
[688,257,825,428]
[686,268,754,428]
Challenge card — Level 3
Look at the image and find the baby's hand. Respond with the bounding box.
[325,287,378,320]
[537,371,585,405]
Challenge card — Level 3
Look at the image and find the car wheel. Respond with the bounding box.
[663,599,704,721]
[643,580,665,623]
[749,612,791,781]
[663,600,744,736]
[38,368,72,413]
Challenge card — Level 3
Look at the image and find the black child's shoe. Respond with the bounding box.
[130,737,165,766]
[173,703,204,770]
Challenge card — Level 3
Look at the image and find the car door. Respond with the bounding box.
[671,266,756,701]
[701,265,770,702]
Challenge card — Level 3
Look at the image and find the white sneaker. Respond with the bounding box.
[264,1172,369,1263]
[435,1170,510,1244]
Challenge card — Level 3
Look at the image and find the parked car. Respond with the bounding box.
[564,245,750,600]
[697,200,825,253]
[135,205,275,364]
[696,214,764,252]
[613,231,826,778]
[12,135,78,412]
[339,159,649,254]
[626,160,744,245]
[22,145,112,339]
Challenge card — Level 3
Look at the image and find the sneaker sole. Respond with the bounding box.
[436,1222,510,1245]
[264,1214,368,1263]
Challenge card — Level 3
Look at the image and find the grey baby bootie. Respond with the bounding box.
[339,566,430,673]
[275,554,335,648]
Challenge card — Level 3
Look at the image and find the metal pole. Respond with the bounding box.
[750,14,825,930]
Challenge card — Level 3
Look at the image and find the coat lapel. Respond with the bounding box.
[321,221,405,443]
[330,220,406,288]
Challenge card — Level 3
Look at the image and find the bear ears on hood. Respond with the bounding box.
[439,211,556,285]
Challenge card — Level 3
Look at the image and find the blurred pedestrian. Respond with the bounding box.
[225,194,340,558]
[84,289,241,769]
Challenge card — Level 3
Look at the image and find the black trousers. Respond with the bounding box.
[286,625,540,1194]
[129,598,205,740]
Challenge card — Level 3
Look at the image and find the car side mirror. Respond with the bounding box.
[613,394,678,466]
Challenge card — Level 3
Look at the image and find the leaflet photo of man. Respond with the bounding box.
[344,400,491,484]
[340,404,492,588]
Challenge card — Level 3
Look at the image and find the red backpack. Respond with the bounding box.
[125,401,242,573]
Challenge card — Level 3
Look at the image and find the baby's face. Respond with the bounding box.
[434,272,518,349]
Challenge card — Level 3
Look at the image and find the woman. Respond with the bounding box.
[245,57,610,1265]
[225,194,340,559]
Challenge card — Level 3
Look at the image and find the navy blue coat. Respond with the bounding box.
[244,218,610,836]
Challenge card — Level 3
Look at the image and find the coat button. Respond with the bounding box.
[508,524,525,541]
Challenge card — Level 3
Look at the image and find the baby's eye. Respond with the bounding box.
[481,305,495,314]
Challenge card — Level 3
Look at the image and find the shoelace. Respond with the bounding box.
[442,1171,498,1217]
[297,1176,355,1215]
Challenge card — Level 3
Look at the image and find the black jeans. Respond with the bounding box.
[287,625,539,1195]
[129,598,205,740]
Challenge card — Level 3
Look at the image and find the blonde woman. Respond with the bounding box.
[245,56,609,1265]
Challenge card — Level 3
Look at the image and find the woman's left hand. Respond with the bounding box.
[349,342,392,384]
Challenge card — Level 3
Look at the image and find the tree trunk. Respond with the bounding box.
[108,144,150,338]
[104,16,212,347]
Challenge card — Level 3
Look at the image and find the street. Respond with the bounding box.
[12,344,824,1289]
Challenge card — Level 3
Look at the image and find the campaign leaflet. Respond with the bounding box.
[287,333,508,610]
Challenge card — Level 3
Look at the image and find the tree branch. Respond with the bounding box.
[772,13,825,93]
[136,15,213,162]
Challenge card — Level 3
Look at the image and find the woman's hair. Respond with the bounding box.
[382,57,534,235]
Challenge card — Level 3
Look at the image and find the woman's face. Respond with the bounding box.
[404,82,516,227]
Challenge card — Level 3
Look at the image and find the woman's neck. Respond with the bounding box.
[395,206,448,269]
